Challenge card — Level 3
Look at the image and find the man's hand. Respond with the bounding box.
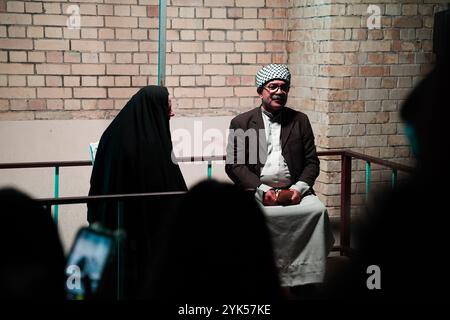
[290,189,302,205]
[263,189,278,206]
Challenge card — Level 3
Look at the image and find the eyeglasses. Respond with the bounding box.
[263,83,290,93]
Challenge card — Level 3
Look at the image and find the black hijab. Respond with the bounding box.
[87,86,187,298]
[88,85,187,227]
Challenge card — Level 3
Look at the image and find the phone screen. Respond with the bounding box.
[65,227,114,299]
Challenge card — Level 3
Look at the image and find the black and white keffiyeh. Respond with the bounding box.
[255,64,291,88]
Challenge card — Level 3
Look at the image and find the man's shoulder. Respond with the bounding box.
[230,107,260,123]
[284,106,309,121]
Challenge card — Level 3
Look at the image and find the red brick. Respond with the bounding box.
[226,76,240,86]
[147,5,158,17]
[234,87,256,97]
[63,29,80,39]
[235,0,264,7]
[360,41,391,52]
[259,9,273,18]
[360,66,388,77]
[319,66,358,77]
[37,88,71,99]
[71,64,105,75]
[383,53,398,64]
[393,16,422,28]
[71,40,105,53]
[139,42,158,52]
[204,19,234,29]
[116,29,131,40]
[0,39,32,50]
[8,25,26,37]
[96,99,113,110]
[204,65,233,75]
[265,19,285,29]
[234,65,260,75]
[204,42,234,52]
[106,41,138,52]
[107,64,139,75]
[108,88,140,99]
[320,41,359,52]
[132,29,148,40]
[74,88,106,98]
[174,88,204,98]
[241,76,254,86]
[9,99,29,111]
[26,26,43,38]
[0,13,31,24]
[63,99,80,110]
[26,75,43,87]
[25,2,42,13]
[105,16,137,28]
[205,0,235,7]
[172,42,203,53]
[0,87,36,99]
[36,64,71,75]
[195,76,211,86]
[80,53,98,63]
[139,17,158,28]
[35,39,69,50]
[46,52,63,63]
[0,111,35,120]
[33,14,66,26]
[46,99,63,110]
[99,28,114,39]
[265,42,285,52]
[0,63,33,74]
[228,8,242,18]
[367,53,383,64]
[114,5,131,16]
[205,87,233,97]
[172,18,203,29]
[9,51,27,62]
[46,76,62,87]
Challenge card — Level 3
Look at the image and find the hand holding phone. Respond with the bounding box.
[65,226,115,300]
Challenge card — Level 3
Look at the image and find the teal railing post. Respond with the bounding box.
[116,201,124,300]
[365,161,371,201]
[157,0,167,86]
[392,168,398,188]
[207,160,212,179]
[53,166,59,225]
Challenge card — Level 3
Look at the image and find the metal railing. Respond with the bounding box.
[0,150,414,255]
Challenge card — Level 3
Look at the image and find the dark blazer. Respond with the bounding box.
[225,106,320,190]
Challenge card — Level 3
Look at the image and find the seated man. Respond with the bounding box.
[225,64,334,288]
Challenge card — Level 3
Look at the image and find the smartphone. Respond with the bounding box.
[65,226,115,300]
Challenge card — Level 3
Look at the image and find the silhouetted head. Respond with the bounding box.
[0,188,66,299]
[150,180,282,300]
[400,64,449,180]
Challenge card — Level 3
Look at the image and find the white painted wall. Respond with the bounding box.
[0,116,234,252]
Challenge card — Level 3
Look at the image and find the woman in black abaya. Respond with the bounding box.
[87,86,187,298]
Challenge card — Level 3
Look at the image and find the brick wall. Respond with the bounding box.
[0,0,445,217]
[287,0,444,216]
[0,0,290,119]
[166,0,290,116]
[0,0,159,120]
